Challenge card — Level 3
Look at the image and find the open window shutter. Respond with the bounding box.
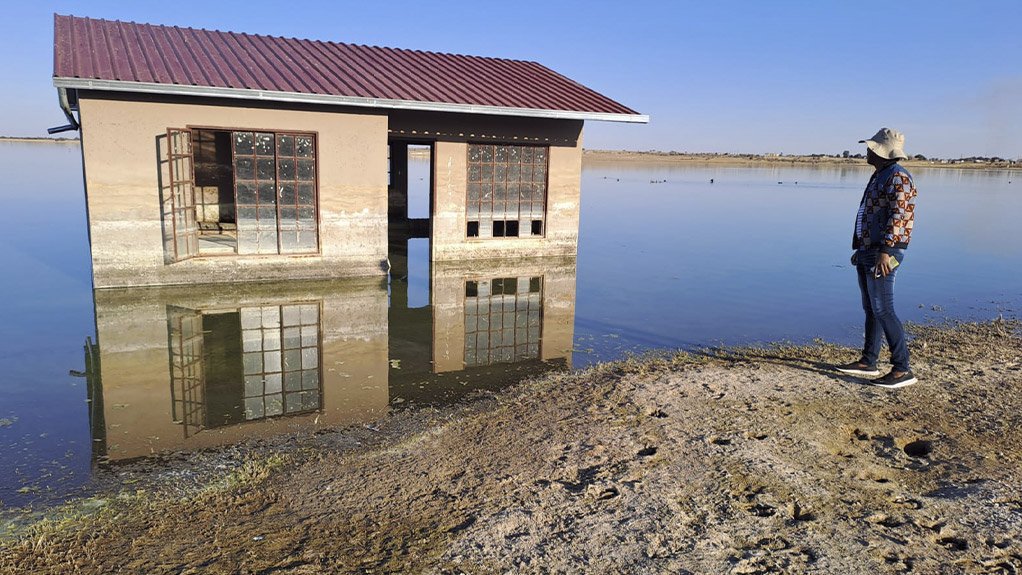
[167,306,205,438]
[166,128,199,261]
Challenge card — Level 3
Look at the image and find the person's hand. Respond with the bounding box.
[877,252,894,277]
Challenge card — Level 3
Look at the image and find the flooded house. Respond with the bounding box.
[51,14,646,289]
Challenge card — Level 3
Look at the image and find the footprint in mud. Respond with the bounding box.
[743,502,777,517]
[902,439,934,459]
[637,446,658,457]
[935,535,969,552]
[708,435,731,446]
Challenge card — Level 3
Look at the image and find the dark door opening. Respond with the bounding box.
[387,139,434,312]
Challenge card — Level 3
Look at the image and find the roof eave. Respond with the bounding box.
[54,77,649,124]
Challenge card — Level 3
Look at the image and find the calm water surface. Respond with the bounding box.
[1,143,1019,508]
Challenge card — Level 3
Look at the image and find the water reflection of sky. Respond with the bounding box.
[0,144,1020,508]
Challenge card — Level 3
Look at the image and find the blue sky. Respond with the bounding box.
[2,0,1020,158]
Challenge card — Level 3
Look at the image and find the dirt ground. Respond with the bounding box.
[2,321,1021,574]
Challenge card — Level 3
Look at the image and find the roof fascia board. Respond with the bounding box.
[54,77,649,124]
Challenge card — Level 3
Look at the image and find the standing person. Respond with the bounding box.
[835,128,918,388]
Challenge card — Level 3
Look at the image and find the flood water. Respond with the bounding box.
[1,142,1020,509]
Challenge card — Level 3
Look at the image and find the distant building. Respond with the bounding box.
[51,15,646,288]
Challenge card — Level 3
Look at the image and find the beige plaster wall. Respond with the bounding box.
[93,280,388,461]
[79,94,389,288]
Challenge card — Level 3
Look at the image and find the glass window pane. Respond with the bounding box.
[282,306,301,326]
[278,158,295,180]
[495,146,507,162]
[286,392,304,413]
[298,159,315,181]
[244,397,264,420]
[264,373,282,394]
[302,347,318,369]
[258,183,276,205]
[301,324,317,346]
[280,231,299,252]
[238,206,257,224]
[295,136,314,158]
[255,133,274,156]
[264,350,282,372]
[298,183,315,205]
[234,132,254,155]
[301,305,319,323]
[297,231,317,251]
[265,394,283,416]
[480,145,493,162]
[284,348,301,370]
[237,183,256,205]
[236,157,254,180]
[280,206,297,223]
[263,330,281,351]
[276,134,295,156]
[261,306,280,328]
[280,182,296,204]
[283,326,301,349]
[243,352,262,374]
[244,375,263,396]
[257,159,274,181]
[298,207,315,222]
[285,371,302,392]
[257,206,277,222]
[302,369,318,390]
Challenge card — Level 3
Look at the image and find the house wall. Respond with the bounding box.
[388,111,584,261]
[92,279,388,461]
[78,93,389,288]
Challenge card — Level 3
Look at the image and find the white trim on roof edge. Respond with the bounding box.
[53,77,649,124]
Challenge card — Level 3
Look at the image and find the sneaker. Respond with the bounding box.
[870,371,918,389]
[835,361,880,377]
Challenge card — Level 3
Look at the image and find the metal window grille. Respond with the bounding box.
[463,276,543,366]
[241,304,322,420]
[232,131,319,255]
[466,144,548,238]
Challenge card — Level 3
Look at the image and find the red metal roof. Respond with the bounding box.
[53,14,645,122]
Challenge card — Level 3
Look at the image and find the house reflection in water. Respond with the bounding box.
[86,258,576,463]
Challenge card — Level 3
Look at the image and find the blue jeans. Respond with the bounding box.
[855,248,910,372]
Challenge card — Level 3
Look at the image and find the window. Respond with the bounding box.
[466,144,548,239]
[168,302,323,436]
[161,128,319,261]
[463,276,543,367]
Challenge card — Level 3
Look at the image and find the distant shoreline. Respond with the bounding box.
[583,149,1018,171]
[0,136,79,144]
[1,138,1015,171]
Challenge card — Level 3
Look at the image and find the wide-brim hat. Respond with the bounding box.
[859,127,908,160]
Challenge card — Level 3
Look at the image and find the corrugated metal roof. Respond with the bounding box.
[53,14,647,123]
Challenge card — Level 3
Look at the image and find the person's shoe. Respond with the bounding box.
[835,361,880,377]
[870,370,918,389]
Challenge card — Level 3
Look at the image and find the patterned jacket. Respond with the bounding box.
[852,163,917,254]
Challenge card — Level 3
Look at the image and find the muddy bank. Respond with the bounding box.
[2,321,1021,574]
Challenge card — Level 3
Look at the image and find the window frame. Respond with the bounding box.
[465,142,550,240]
[181,124,322,258]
